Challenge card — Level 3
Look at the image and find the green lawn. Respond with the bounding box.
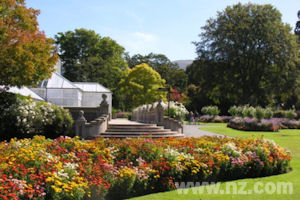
[130,123,300,200]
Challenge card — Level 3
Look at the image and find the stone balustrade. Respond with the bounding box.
[132,99,183,133]
[74,94,110,139]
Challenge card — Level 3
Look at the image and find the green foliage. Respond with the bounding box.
[55,28,127,108]
[264,107,274,119]
[273,109,297,119]
[164,106,186,121]
[201,105,220,116]
[36,102,74,138]
[273,110,287,118]
[0,0,57,87]
[228,105,273,119]
[119,63,166,109]
[242,106,256,118]
[126,53,188,92]
[255,106,265,120]
[0,92,73,140]
[187,3,300,113]
[286,109,297,120]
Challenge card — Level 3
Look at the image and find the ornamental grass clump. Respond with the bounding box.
[0,136,291,199]
[201,105,220,116]
[228,105,277,131]
[228,105,273,120]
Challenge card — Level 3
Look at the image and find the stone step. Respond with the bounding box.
[95,134,184,138]
[107,125,163,129]
[106,128,171,132]
[103,131,178,135]
[108,123,157,127]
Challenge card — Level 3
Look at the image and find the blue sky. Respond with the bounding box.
[27,0,300,61]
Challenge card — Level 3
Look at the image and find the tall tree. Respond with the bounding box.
[55,29,127,89]
[295,10,300,40]
[188,3,300,112]
[126,53,188,91]
[0,0,57,87]
[119,63,166,109]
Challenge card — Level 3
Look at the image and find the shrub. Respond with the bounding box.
[228,105,273,120]
[0,92,73,140]
[201,105,220,116]
[242,106,256,118]
[228,117,280,132]
[160,101,188,121]
[255,106,265,120]
[264,107,273,119]
[273,110,286,118]
[113,111,132,119]
[228,106,238,117]
[198,115,232,123]
[273,109,296,119]
[36,102,74,138]
[285,109,297,120]
[164,106,186,121]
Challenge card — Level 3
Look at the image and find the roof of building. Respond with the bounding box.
[0,86,45,101]
[36,72,111,93]
[38,72,78,89]
[73,82,111,93]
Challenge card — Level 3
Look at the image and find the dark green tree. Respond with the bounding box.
[55,29,128,108]
[295,10,300,40]
[55,29,127,88]
[188,3,300,112]
[126,53,188,91]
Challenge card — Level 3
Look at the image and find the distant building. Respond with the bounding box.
[30,72,112,113]
[2,59,112,114]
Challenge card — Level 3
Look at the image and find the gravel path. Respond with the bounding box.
[183,124,222,137]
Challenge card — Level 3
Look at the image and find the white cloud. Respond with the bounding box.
[134,32,157,42]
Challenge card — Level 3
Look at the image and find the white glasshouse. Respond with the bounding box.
[30,72,112,111]
[2,59,112,114]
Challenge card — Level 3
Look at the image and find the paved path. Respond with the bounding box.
[183,124,221,137]
[109,118,145,125]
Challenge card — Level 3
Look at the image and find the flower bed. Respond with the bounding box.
[228,117,300,131]
[227,117,280,131]
[0,136,290,199]
[199,115,232,123]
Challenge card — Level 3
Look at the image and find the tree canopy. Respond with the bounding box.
[119,63,166,109]
[55,28,127,89]
[126,53,188,91]
[0,0,57,87]
[187,3,300,112]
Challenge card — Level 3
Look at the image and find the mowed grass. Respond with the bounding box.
[130,123,300,200]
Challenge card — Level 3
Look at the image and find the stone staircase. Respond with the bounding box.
[95,119,184,138]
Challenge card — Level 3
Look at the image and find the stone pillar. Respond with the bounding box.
[98,94,109,117]
[75,110,87,138]
[150,103,155,123]
[156,98,164,126]
[142,106,146,123]
[145,104,150,123]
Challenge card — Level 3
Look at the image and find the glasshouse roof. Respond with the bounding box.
[73,82,111,93]
[38,72,78,89]
[0,86,44,101]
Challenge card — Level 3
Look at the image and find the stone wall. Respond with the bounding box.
[64,94,111,122]
[132,99,183,133]
[73,94,110,139]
